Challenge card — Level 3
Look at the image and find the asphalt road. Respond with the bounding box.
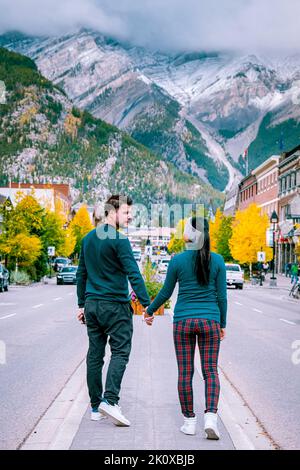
[1,276,299,450]
[0,279,87,450]
[220,285,300,450]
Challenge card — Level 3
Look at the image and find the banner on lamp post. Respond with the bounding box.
[266,228,273,247]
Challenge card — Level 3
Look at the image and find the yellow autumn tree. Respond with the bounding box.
[69,205,93,256]
[60,227,76,258]
[2,233,42,271]
[229,203,273,276]
[168,219,186,254]
[209,208,223,252]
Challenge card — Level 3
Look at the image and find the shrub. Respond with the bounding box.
[10,270,31,285]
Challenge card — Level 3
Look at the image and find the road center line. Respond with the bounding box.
[253,308,263,313]
[0,302,16,306]
[53,297,62,301]
[0,313,17,320]
[280,318,296,326]
[32,304,44,309]
[234,302,243,306]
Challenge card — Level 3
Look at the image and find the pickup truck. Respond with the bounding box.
[225,263,244,289]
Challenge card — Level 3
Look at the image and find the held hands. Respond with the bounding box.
[143,306,154,326]
[77,307,85,325]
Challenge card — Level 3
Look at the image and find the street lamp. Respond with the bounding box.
[270,210,279,287]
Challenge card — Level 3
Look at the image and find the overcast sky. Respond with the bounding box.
[0,0,299,53]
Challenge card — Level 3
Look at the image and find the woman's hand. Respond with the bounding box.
[143,307,154,326]
[220,328,226,341]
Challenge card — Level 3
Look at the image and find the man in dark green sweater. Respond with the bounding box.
[76,195,152,426]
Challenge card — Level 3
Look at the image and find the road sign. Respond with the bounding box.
[47,246,55,257]
[257,251,266,262]
[145,245,153,257]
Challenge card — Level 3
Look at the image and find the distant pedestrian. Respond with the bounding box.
[145,217,227,440]
[286,262,292,277]
[262,262,269,276]
[291,263,299,284]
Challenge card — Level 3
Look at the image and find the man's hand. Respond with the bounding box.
[143,307,154,326]
[77,307,85,325]
[220,328,226,341]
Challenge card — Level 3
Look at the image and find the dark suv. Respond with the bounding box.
[56,266,78,285]
[0,263,9,292]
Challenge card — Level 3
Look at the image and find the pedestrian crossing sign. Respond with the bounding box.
[257,251,266,262]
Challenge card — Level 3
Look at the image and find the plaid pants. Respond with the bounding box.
[173,318,221,417]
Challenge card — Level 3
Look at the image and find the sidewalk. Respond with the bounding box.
[70,315,235,450]
[246,273,294,291]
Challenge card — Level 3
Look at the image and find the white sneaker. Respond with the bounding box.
[99,401,130,427]
[204,412,220,440]
[180,416,197,435]
[90,408,107,421]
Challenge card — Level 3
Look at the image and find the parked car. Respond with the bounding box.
[132,248,142,262]
[225,263,244,289]
[0,263,9,292]
[56,266,78,285]
[158,258,171,274]
[53,257,71,272]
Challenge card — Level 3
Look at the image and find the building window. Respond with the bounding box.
[282,177,286,192]
[297,170,300,187]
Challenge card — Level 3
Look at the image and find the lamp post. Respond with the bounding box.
[270,210,279,287]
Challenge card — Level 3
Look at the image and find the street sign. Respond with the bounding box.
[145,245,153,257]
[257,251,266,262]
[47,246,55,257]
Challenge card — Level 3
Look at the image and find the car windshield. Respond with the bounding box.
[61,267,77,273]
[226,265,240,272]
[56,258,68,264]
[161,260,170,264]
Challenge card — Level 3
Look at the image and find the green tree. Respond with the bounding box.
[216,215,233,262]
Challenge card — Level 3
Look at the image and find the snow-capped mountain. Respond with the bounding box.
[2,29,300,193]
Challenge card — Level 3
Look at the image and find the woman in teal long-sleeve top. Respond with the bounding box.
[146,217,227,440]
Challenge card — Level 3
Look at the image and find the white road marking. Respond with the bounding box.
[235,302,243,306]
[53,297,62,301]
[0,302,16,306]
[280,318,296,326]
[0,313,17,320]
[253,308,263,313]
[32,304,44,309]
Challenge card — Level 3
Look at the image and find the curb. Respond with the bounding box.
[21,360,88,450]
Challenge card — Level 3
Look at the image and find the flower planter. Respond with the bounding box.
[130,298,164,316]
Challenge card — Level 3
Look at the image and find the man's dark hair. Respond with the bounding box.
[104,194,133,217]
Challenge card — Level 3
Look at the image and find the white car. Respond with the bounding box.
[158,258,170,274]
[225,263,244,289]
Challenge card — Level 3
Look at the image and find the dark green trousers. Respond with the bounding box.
[84,299,133,408]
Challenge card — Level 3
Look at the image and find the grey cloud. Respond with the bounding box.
[0,0,299,53]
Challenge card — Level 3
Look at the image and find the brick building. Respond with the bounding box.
[0,183,72,218]
[277,145,300,272]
